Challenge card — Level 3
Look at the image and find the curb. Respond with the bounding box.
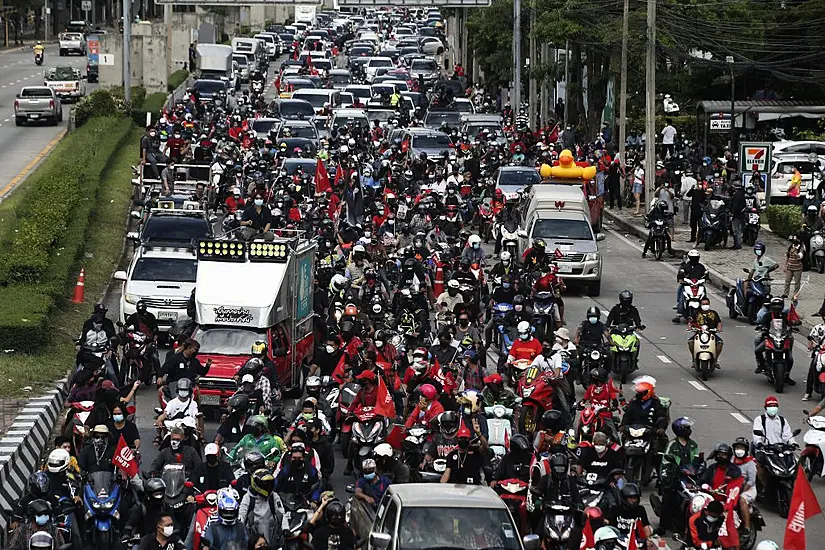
[0,379,68,542]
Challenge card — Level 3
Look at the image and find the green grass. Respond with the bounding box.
[168,69,190,92]
[0,127,142,396]
[0,172,35,262]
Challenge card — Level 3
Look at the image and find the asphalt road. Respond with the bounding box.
[0,44,95,197]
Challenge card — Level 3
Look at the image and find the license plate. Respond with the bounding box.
[200,394,220,406]
[157,311,178,321]
[749,213,760,224]
[30,114,39,119]
[556,263,573,273]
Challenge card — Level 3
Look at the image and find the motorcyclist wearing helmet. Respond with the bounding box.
[202,488,248,550]
[272,442,322,504]
[13,472,55,529]
[746,241,779,298]
[754,295,799,379]
[436,279,465,328]
[480,373,519,408]
[656,417,701,536]
[215,392,249,447]
[620,376,668,459]
[228,414,285,465]
[234,364,271,416]
[731,436,755,534]
[489,250,521,283]
[460,234,486,265]
[123,300,160,381]
[374,442,410,483]
[701,442,743,496]
[687,500,725,549]
[606,290,644,329]
[575,305,609,350]
[345,244,372,290]
[580,368,622,441]
[151,425,202,478]
[507,320,543,365]
[238,468,285,548]
[457,389,489,441]
[493,433,532,483]
[531,452,579,527]
[6,498,65,550]
[673,249,709,323]
[124,477,167,538]
[307,495,357,550]
[422,410,462,469]
[593,526,621,550]
[522,238,549,270]
[605,483,653,543]
[404,383,445,429]
[641,199,675,258]
[192,443,234,492]
[441,421,486,484]
[238,340,282,402]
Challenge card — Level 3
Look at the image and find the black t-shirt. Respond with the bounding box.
[109,420,141,448]
[576,446,625,482]
[606,504,650,535]
[311,524,357,550]
[315,348,343,378]
[241,204,273,231]
[161,352,208,384]
[138,534,185,550]
[217,414,245,444]
[445,449,484,484]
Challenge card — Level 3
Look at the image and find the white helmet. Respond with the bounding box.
[348,138,356,147]
[330,274,349,292]
[689,493,713,514]
[353,244,366,253]
[755,542,780,550]
[340,145,349,154]
[811,324,825,343]
[517,321,531,339]
[687,248,700,259]
[374,443,393,457]
[468,234,481,246]
[593,526,620,543]
[47,449,71,473]
[447,279,460,289]
[500,250,511,263]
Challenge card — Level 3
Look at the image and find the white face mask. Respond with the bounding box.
[325,345,335,354]
[162,525,174,537]
[701,304,710,311]
[594,444,607,454]
[734,448,746,458]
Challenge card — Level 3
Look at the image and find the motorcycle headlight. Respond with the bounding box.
[522,387,534,398]
[493,406,506,418]
[367,421,382,441]
[353,422,365,439]
[699,333,710,344]
[590,350,601,360]
[815,235,824,247]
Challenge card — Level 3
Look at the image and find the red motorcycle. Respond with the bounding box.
[337,381,362,457]
[575,403,616,444]
[120,329,151,385]
[478,199,495,242]
[494,478,529,534]
[62,400,95,453]
[516,365,556,434]
[191,490,218,550]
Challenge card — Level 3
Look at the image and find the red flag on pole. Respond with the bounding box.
[375,372,396,419]
[334,164,344,187]
[111,435,139,478]
[579,517,595,550]
[784,467,823,550]
[718,476,744,548]
[625,520,639,550]
[315,159,332,194]
[331,352,348,385]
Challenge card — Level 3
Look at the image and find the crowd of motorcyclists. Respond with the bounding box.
[10,8,806,550]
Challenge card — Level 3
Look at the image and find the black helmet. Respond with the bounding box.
[439,411,459,435]
[28,471,49,497]
[513,294,525,306]
[770,296,784,313]
[541,409,563,432]
[549,452,568,476]
[227,392,250,413]
[590,367,607,384]
[243,450,266,474]
[250,468,275,498]
[325,499,346,526]
[712,442,733,460]
[671,416,694,439]
[145,477,166,500]
[620,483,641,504]
[244,357,264,376]
[534,239,546,251]
[27,498,52,518]
[586,306,601,318]
[732,436,750,454]
[136,300,148,314]
[619,290,633,307]
[511,434,531,453]
[657,200,668,211]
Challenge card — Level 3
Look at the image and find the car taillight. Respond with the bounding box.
[14,100,19,109]
[49,99,55,109]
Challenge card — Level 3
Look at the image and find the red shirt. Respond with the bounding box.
[351,385,378,411]
[405,400,445,428]
[508,338,543,362]
[224,196,245,213]
[166,137,186,159]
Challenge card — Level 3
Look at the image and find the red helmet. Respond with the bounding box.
[494,189,503,198]
[583,506,603,522]
[419,384,437,401]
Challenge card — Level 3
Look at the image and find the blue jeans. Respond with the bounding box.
[676,284,685,315]
[732,217,743,248]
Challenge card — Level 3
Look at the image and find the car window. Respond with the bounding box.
[532,218,593,240]
[193,327,267,355]
[379,498,397,535]
[498,168,540,186]
[396,507,519,550]
[21,88,53,98]
[412,133,452,149]
[131,258,197,283]
[369,58,393,67]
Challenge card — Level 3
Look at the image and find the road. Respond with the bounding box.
[0,44,95,198]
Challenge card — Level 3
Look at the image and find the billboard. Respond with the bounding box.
[337,0,490,5]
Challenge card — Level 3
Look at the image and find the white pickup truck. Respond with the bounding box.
[44,66,86,101]
[58,32,86,56]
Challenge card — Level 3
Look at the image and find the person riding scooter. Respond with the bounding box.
[673,249,709,323]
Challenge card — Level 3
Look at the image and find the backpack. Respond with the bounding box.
[760,414,786,441]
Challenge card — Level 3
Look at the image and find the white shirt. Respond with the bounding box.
[164,397,199,420]
[634,167,644,185]
[679,175,697,197]
[662,125,677,145]
[752,413,795,446]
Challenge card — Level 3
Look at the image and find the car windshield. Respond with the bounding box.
[51,67,76,80]
[280,101,315,118]
[348,87,371,99]
[533,218,592,240]
[142,217,210,243]
[412,133,452,149]
[233,55,248,67]
[499,169,540,186]
[425,111,461,126]
[282,124,317,138]
[365,109,394,124]
[294,93,330,108]
[251,119,278,134]
[411,60,437,71]
[194,81,225,95]
[333,116,369,130]
[330,73,351,84]
[397,507,519,550]
[284,160,319,175]
[193,327,267,355]
[467,124,502,139]
[369,58,393,68]
[131,258,197,282]
[314,60,332,70]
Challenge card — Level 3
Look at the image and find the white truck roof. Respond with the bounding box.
[196,260,288,328]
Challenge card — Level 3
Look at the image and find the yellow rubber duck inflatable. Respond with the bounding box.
[540,149,597,181]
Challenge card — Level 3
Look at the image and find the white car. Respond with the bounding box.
[757,154,822,203]
[420,36,445,56]
[772,140,825,164]
[364,56,394,83]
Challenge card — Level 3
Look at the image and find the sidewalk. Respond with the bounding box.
[603,207,825,330]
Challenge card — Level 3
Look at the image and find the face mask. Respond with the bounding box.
[254,199,264,207]
[170,440,182,450]
[162,525,174,537]
[174,133,181,139]
[457,439,469,450]
[588,317,598,325]
[301,412,314,421]
[734,448,746,458]
[325,345,335,354]
[766,406,779,417]
[112,414,125,423]
[472,243,479,249]
[701,304,711,311]
[542,347,553,357]
[375,340,384,348]
[463,406,472,415]
[207,456,218,466]
[716,455,730,465]
[502,283,511,289]
[594,444,606,454]
[178,390,189,399]
[459,320,469,327]
[35,515,49,526]
[363,472,376,480]
[292,457,304,468]
[756,250,764,257]
[519,332,529,341]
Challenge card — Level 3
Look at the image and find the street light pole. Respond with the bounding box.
[644,0,657,210]
[727,55,735,150]
[512,0,521,116]
[123,0,130,103]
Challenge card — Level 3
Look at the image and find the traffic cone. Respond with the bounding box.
[433,264,444,297]
[71,268,85,304]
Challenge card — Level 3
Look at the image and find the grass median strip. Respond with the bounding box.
[0,126,142,396]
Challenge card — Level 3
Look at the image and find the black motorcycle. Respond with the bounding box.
[752,431,801,518]
[699,199,729,250]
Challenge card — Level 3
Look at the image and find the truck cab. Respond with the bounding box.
[193,237,316,412]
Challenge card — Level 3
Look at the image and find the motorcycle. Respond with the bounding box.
[349,406,386,475]
[251,80,264,95]
[516,365,555,435]
[623,423,655,486]
[532,290,557,342]
[648,218,669,260]
[699,198,729,250]
[575,403,615,444]
[337,381,362,456]
[752,428,801,518]
[494,478,529,535]
[119,329,151,385]
[540,503,575,550]
[485,404,515,470]
[609,324,640,383]
[725,270,770,324]
[62,400,94,453]
[83,471,122,550]
[161,464,191,526]
[478,198,495,242]
[578,345,608,388]
[761,319,795,393]
[280,493,312,550]
[743,207,761,246]
[34,51,43,66]
[190,490,218,550]
[402,425,442,483]
[811,230,825,273]
[690,325,718,381]
[801,414,825,482]
[491,302,516,371]
[679,278,707,322]
[577,474,620,511]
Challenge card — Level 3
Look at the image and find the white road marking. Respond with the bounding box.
[3,118,9,122]
[657,355,672,364]
[688,380,708,391]
[731,412,750,424]
[734,392,747,396]
[692,404,708,407]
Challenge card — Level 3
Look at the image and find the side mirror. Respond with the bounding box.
[517,229,528,238]
[209,215,218,224]
[370,533,392,550]
[153,407,163,416]
[130,210,142,219]
[742,268,750,273]
[793,428,802,437]
[596,232,606,242]
[803,409,810,415]
[273,347,288,357]
[753,429,764,437]
[522,534,541,550]
[345,483,355,493]
[127,231,139,241]
[184,481,194,489]
[113,270,128,281]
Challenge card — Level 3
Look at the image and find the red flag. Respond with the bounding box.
[328,193,340,223]
[331,352,348,385]
[334,164,344,187]
[789,302,802,324]
[625,520,639,550]
[784,467,823,550]
[375,372,396,419]
[553,248,564,259]
[111,435,139,477]
[718,476,744,548]
[315,160,332,194]
[579,517,595,550]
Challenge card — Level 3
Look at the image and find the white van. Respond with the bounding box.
[519,185,604,296]
[231,37,265,66]
[291,88,342,114]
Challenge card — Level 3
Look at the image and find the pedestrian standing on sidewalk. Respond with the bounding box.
[729,183,746,250]
[633,160,645,215]
[783,235,804,298]
[606,157,623,209]
[679,170,697,224]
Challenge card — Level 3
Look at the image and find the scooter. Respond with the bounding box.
[83,471,122,550]
[516,365,555,435]
[575,403,615,444]
[743,207,761,246]
[349,406,386,475]
[801,414,825,481]
[494,478,529,536]
[540,503,575,550]
[761,319,795,393]
[161,464,190,526]
[699,199,729,250]
[62,400,94,453]
[337,381,362,456]
[34,51,43,66]
[724,270,770,324]
[280,492,312,550]
[690,325,718,381]
[119,329,151,385]
[811,230,825,273]
[752,427,801,518]
[609,324,641,384]
[485,404,515,470]
[623,423,655,486]
[648,218,669,260]
[532,290,557,342]
[678,278,707,322]
[190,490,218,550]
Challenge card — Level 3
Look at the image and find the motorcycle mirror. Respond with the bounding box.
[596,233,606,242]
[672,534,685,545]
[153,407,163,416]
[345,483,356,494]
[793,428,802,437]
[742,268,750,273]
[753,429,765,437]
[370,533,391,550]
[130,210,142,219]
[522,534,541,550]
[184,481,194,489]
[803,409,810,415]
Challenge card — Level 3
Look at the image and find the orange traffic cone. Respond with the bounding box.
[433,265,444,297]
[71,268,85,304]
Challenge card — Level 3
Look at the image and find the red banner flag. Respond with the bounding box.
[718,476,744,548]
[579,517,595,550]
[334,164,344,187]
[315,159,332,194]
[625,519,640,550]
[331,352,348,385]
[784,466,823,550]
[111,435,139,478]
[375,371,396,419]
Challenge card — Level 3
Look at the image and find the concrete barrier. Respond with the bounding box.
[0,379,68,542]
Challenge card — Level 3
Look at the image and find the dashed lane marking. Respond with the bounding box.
[688,380,708,391]
[731,412,750,424]
[657,355,672,364]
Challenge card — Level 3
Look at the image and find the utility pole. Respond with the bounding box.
[644,0,656,210]
[528,2,536,128]
[165,4,172,87]
[540,42,549,124]
[512,0,521,115]
[122,0,130,103]
[563,39,569,124]
[618,0,629,165]
[727,55,735,149]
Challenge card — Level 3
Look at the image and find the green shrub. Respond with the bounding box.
[168,69,190,92]
[766,205,803,239]
[0,286,53,353]
[74,89,131,127]
[132,92,168,126]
